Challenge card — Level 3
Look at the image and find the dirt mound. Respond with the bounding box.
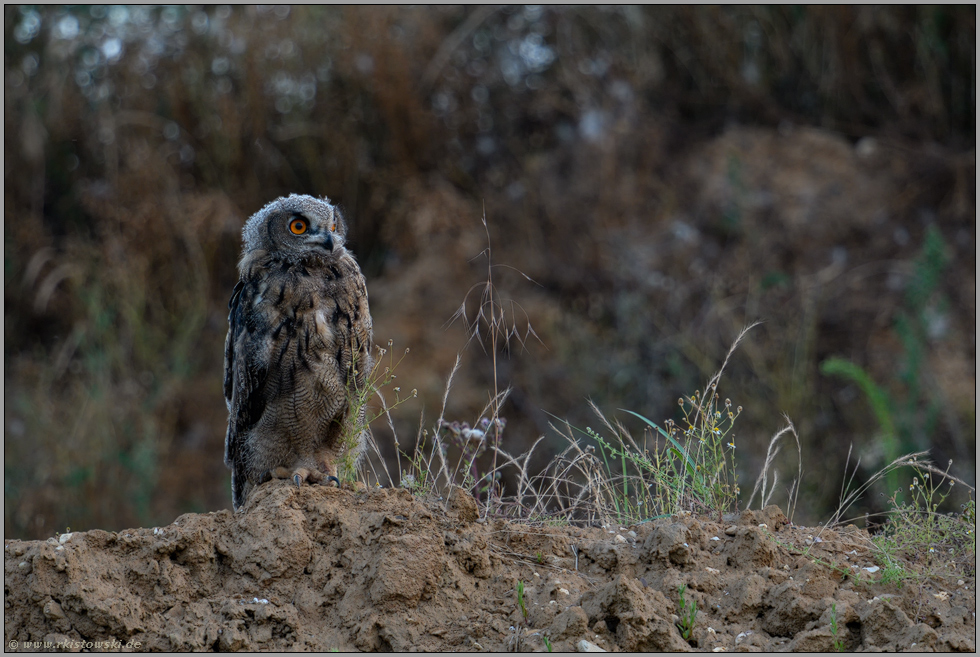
[4,483,975,652]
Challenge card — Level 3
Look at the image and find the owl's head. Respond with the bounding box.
[241,194,349,266]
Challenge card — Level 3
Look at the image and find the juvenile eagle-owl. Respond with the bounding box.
[224,194,373,510]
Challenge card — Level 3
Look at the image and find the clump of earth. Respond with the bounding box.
[4,482,975,652]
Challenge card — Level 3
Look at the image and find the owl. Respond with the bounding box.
[223,194,373,510]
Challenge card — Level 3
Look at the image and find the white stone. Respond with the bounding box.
[577,639,606,652]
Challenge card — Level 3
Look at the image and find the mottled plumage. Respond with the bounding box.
[224,194,373,510]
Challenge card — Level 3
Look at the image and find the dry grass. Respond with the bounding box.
[365,273,779,529]
[746,417,802,521]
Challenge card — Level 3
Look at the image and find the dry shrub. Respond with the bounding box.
[4,6,974,537]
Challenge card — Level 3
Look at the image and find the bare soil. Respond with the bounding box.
[4,482,975,652]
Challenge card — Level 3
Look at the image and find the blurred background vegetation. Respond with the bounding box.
[4,5,975,539]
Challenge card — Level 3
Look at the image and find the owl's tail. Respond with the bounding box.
[231,469,252,511]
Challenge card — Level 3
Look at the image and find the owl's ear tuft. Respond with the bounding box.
[332,206,348,236]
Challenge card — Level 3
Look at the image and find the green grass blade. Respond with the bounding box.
[621,409,696,475]
[819,357,896,441]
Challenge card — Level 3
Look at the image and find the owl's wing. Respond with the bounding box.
[223,280,269,475]
[348,270,374,374]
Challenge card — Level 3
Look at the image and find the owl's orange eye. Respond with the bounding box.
[289,218,308,235]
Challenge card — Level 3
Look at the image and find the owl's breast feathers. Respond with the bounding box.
[223,252,372,468]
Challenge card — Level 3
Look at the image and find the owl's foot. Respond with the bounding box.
[262,467,340,488]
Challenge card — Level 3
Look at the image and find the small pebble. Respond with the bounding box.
[577,639,605,652]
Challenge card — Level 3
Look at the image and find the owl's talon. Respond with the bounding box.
[326,476,341,487]
[260,470,273,484]
[293,473,303,487]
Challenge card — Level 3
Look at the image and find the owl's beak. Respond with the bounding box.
[321,233,335,252]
